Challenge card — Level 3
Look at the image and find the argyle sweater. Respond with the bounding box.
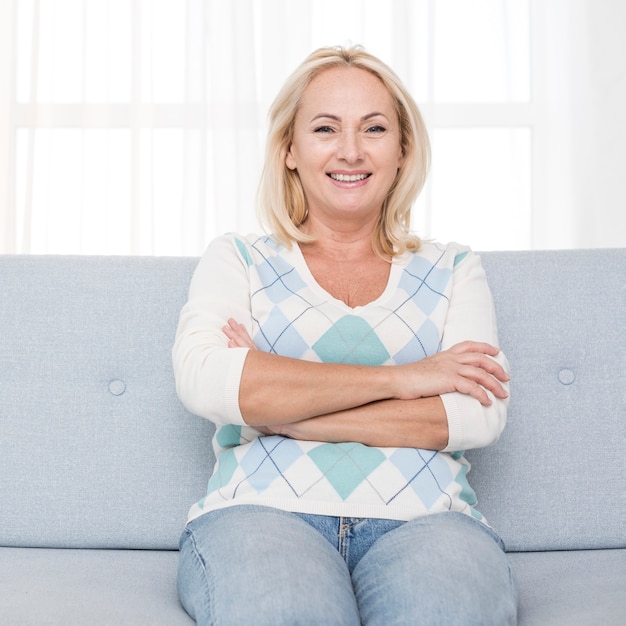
[173,233,509,524]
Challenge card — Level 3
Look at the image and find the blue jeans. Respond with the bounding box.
[177,505,518,625]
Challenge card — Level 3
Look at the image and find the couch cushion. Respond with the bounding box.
[2,546,623,625]
[508,548,626,625]
[467,249,625,552]
[0,547,193,625]
[0,256,214,549]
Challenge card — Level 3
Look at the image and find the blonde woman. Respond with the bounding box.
[173,46,518,625]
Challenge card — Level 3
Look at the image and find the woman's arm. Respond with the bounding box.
[265,396,449,450]
[223,316,508,450]
[437,250,511,451]
[173,236,254,425]
[222,248,511,451]
[174,237,509,451]
[238,339,507,425]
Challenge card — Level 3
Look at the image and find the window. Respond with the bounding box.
[2,0,623,254]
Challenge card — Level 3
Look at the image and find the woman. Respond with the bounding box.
[173,46,518,625]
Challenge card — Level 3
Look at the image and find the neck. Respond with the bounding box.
[299,213,379,259]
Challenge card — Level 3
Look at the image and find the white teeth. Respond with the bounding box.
[330,173,369,182]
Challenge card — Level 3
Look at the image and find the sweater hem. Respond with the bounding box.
[187,496,486,526]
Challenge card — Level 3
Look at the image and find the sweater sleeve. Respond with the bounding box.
[172,234,252,426]
[439,248,510,452]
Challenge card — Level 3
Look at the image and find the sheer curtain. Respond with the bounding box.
[533,0,626,249]
[1,0,625,255]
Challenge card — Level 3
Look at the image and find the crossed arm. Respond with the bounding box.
[223,319,509,451]
[173,236,511,453]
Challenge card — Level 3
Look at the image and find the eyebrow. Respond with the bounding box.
[310,111,390,123]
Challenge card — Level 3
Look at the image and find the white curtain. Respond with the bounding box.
[1,0,625,255]
[534,0,626,249]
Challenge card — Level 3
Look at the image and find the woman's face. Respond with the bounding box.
[286,66,404,228]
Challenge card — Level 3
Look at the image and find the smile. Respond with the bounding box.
[328,173,371,182]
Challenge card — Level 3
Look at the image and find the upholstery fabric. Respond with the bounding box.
[0,255,214,549]
[469,249,625,551]
[0,250,624,624]
[0,251,624,551]
[0,547,193,625]
[508,549,626,625]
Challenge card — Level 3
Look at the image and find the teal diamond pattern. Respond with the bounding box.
[216,424,242,449]
[234,237,253,266]
[307,443,386,500]
[206,448,239,496]
[454,462,478,508]
[312,315,390,365]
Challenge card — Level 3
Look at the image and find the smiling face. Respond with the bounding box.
[286,66,405,230]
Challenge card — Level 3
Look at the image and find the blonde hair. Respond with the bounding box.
[257,45,430,258]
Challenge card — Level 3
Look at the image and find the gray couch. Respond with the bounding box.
[1,249,624,625]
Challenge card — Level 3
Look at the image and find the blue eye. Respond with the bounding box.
[366,125,386,134]
[314,126,334,134]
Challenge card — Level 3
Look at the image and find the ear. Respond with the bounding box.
[285,145,297,171]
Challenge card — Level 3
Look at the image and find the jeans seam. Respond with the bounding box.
[338,517,349,562]
[186,529,217,626]
[338,517,366,568]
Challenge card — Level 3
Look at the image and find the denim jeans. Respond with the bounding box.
[177,505,518,625]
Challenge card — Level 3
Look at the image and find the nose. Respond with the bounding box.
[337,129,363,163]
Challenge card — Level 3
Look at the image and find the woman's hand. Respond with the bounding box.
[223,318,257,350]
[393,341,509,406]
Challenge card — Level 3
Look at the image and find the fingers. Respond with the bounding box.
[456,365,509,405]
[454,378,493,406]
[403,343,510,406]
[452,351,509,405]
[448,340,502,358]
[223,318,257,349]
[465,352,510,383]
[447,342,510,402]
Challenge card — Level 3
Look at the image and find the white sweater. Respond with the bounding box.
[173,234,509,524]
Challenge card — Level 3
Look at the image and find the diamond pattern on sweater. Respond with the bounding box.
[216,424,242,449]
[392,318,441,364]
[307,443,386,500]
[389,448,454,508]
[192,235,486,524]
[398,255,452,315]
[239,436,304,494]
[255,256,307,304]
[206,448,239,496]
[254,307,309,358]
[312,315,391,365]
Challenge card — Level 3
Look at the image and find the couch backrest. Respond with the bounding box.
[0,250,624,551]
[470,249,625,551]
[0,256,211,550]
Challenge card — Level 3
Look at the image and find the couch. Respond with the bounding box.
[0,249,624,625]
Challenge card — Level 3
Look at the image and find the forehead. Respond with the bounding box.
[299,66,397,116]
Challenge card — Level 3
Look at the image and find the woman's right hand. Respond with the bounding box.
[394,341,509,406]
[223,318,257,350]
